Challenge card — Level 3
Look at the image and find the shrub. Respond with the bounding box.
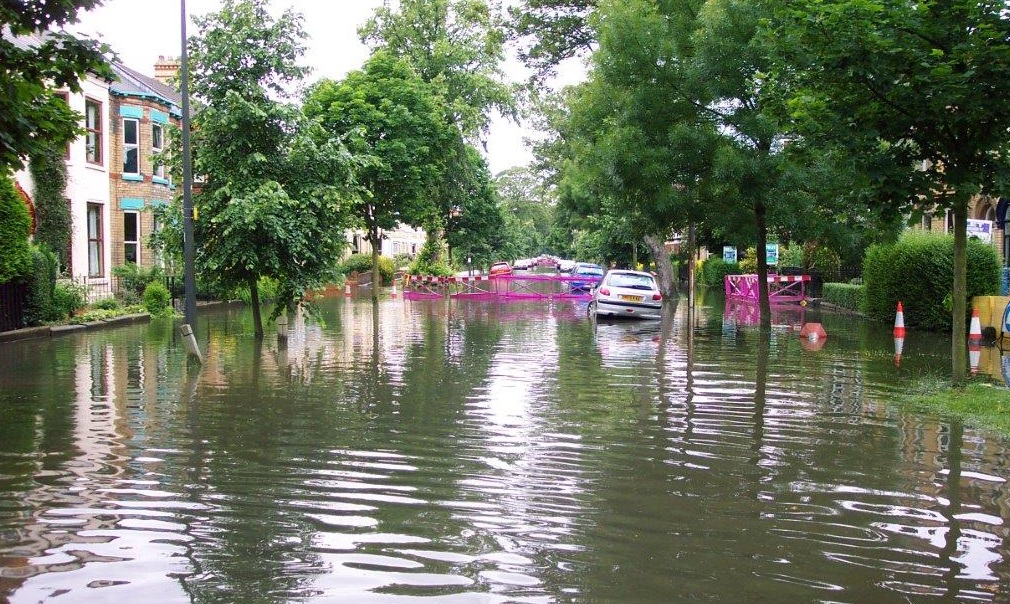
[823,283,864,311]
[862,231,1000,330]
[113,263,164,305]
[339,253,395,284]
[93,297,122,311]
[0,173,32,284]
[699,257,741,287]
[738,247,758,274]
[143,280,172,316]
[23,245,59,325]
[52,279,87,319]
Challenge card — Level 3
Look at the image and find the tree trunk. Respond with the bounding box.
[755,199,771,330]
[643,233,675,298]
[369,225,381,302]
[249,275,263,339]
[951,197,968,383]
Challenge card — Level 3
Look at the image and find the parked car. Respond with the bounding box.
[571,262,604,292]
[489,261,513,276]
[588,269,663,319]
[558,259,576,272]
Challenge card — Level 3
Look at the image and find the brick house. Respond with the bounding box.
[107,61,182,272]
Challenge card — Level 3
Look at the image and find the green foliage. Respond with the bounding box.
[52,279,86,318]
[0,3,113,172]
[393,252,413,269]
[23,245,58,325]
[112,263,164,306]
[142,281,172,316]
[409,238,453,276]
[822,282,864,312]
[93,297,121,311]
[336,254,395,285]
[862,231,999,330]
[699,257,741,287]
[738,247,757,274]
[28,145,71,271]
[236,277,279,306]
[183,0,359,334]
[0,172,31,284]
[779,246,804,268]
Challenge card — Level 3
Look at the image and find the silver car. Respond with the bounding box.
[589,269,663,320]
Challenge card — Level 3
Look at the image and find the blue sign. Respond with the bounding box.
[765,243,779,266]
[723,246,737,263]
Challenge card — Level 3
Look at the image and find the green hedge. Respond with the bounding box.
[0,173,31,284]
[823,282,864,312]
[23,245,59,325]
[699,257,741,287]
[339,253,394,285]
[862,231,1000,330]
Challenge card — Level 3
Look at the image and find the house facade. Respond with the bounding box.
[107,62,182,271]
[14,68,113,288]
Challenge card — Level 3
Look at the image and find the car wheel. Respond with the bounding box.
[587,300,597,319]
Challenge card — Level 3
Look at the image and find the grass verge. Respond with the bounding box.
[899,376,1010,436]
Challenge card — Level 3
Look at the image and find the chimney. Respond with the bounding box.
[153,55,181,86]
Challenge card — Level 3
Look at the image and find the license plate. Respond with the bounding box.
[619,294,643,302]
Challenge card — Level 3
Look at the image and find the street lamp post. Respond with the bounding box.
[179,0,201,362]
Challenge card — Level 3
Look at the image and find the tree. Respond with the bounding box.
[304,52,453,299]
[508,0,597,81]
[494,166,555,258]
[0,1,112,172]
[360,0,517,262]
[768,0,1010,381]
[186,0,358,337]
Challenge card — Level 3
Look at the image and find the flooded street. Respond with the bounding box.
[1,292,1008,602]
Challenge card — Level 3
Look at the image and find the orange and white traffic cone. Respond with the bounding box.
[344,282,351,296]
[894,301,906,338]
[969,307,982,375]
[391,281,398,298]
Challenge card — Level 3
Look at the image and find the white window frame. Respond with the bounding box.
[85,98,103,165]
[124,210,140,264]
[152,123,166,180]
[123,117,140,175]
[87,203,104,277]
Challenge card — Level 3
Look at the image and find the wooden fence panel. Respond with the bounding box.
[0,281,28,333]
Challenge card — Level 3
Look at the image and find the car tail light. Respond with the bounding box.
[652,293,662,300]
[600,287,610,296]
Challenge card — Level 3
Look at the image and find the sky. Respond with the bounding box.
[71,0,577,175]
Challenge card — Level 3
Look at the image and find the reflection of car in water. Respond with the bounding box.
[571,262,604,292]
[588,269,662,320]
[593,317,664,366]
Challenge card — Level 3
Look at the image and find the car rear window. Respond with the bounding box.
[577,266,603,276]
[608,273,655,289]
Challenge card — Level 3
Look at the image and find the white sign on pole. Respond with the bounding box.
[723,246,737,263]
[967,219,993,243]
[765,243,779,266]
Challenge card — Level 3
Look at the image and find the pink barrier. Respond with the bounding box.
[724,273,810,304]
[402,272,601,301]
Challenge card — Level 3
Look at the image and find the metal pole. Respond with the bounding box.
[180,0,197,334]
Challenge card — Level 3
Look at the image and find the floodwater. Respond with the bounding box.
[1,290,1009,603]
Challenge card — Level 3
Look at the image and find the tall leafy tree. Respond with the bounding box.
[508,0,596,81]
[0,0,112,171]
[304,52,453,298]
[767,0,1010,381]
[360,0,517,262]
[494,166,554,258]
[186,0,358,337]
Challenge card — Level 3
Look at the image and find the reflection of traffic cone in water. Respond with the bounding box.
[969,307,982,375]
[894,335,904,368]
[893,301,905,338]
